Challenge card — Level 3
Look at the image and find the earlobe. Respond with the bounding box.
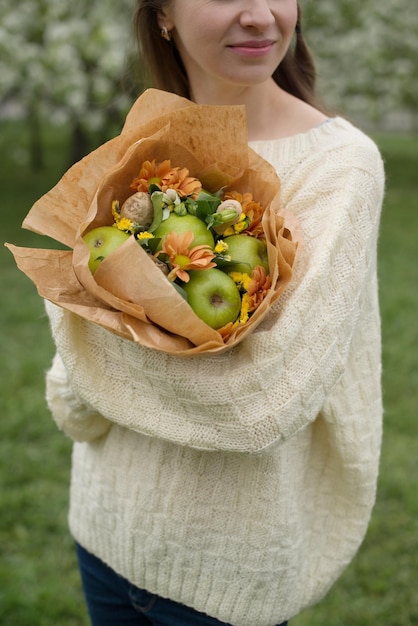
[157,9,174,32]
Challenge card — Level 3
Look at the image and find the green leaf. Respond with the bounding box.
[214,256,250,271]
[171,281,188,301]
[173,203,188,216]
[147,237,162,254]
[194,190,222,221]
[195,199,221,220]
[197,190,222,202]
[149,191,164,232]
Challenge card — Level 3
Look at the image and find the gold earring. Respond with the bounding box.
[161,26,172,42]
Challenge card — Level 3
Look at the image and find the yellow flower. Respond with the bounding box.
[111,200,121,220]
[228,271,257,325]
[239,293,251,324]
[115,218,134,232]
[224,191,264,237]
[112,200,136,234]
[214,240,229,254]
[156,230,216,283]
[233,213,250,233]
[229,271,252,291]
[137,231,154,240]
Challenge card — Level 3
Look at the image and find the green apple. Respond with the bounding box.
[223,234,269,275]
[82,226,130,273]
[182,269,241,329]
[153,213,214,250]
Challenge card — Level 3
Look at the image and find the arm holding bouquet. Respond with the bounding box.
[43,122,384,454]
[45,353,111,442]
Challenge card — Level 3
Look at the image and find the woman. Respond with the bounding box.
[45,0,385,624]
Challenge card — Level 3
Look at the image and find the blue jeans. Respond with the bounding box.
[76,543,289,626]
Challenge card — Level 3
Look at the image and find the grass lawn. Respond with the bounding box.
[1,123,417,625]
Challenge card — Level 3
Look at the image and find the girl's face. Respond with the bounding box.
[159,0,298,97]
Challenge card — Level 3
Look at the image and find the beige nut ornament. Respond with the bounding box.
[120,192,154,229]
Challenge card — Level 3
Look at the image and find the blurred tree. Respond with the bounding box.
[303,0,418,130]
[0,0,137,168]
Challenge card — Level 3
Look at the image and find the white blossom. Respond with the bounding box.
[0,0,416,137]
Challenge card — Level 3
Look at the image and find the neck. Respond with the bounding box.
[189,78,285,141]
[189,78,328,141]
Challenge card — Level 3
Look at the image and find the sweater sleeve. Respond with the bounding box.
[46,352,111,442]
[45,131,385,454]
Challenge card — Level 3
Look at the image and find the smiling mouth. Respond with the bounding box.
[228,40,276,57]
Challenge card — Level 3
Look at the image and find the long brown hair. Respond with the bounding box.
[134,1,325,111]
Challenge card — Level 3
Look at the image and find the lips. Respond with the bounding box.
[232,39,275,48]
[228,39,276,57]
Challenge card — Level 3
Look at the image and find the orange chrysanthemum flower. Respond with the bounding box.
[130,160,202,199]
[247,265,272,312]
[218,265,272,339]
[157,230,216,283]
[224,191,264,237]
[217,320,238,341]
[130,160,172,193]
[161,167,202,199]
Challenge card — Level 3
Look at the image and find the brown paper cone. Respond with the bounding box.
[7,89,302,356]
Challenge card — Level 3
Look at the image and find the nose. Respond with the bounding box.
[239,0,276,30]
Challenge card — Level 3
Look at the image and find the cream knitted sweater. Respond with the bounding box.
[45,117,385,626]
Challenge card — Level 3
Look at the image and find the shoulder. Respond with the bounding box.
[251,117,385,190]
[263,91,329,139]
[316,117,383,164]
[250,119,385,240]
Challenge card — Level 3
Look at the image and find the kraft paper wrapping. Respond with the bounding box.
[6,89,302,356]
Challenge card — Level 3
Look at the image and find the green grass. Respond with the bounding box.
[0,124,90,626]
[1,124,417,625]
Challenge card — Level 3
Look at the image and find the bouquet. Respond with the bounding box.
[6,89,301,356]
